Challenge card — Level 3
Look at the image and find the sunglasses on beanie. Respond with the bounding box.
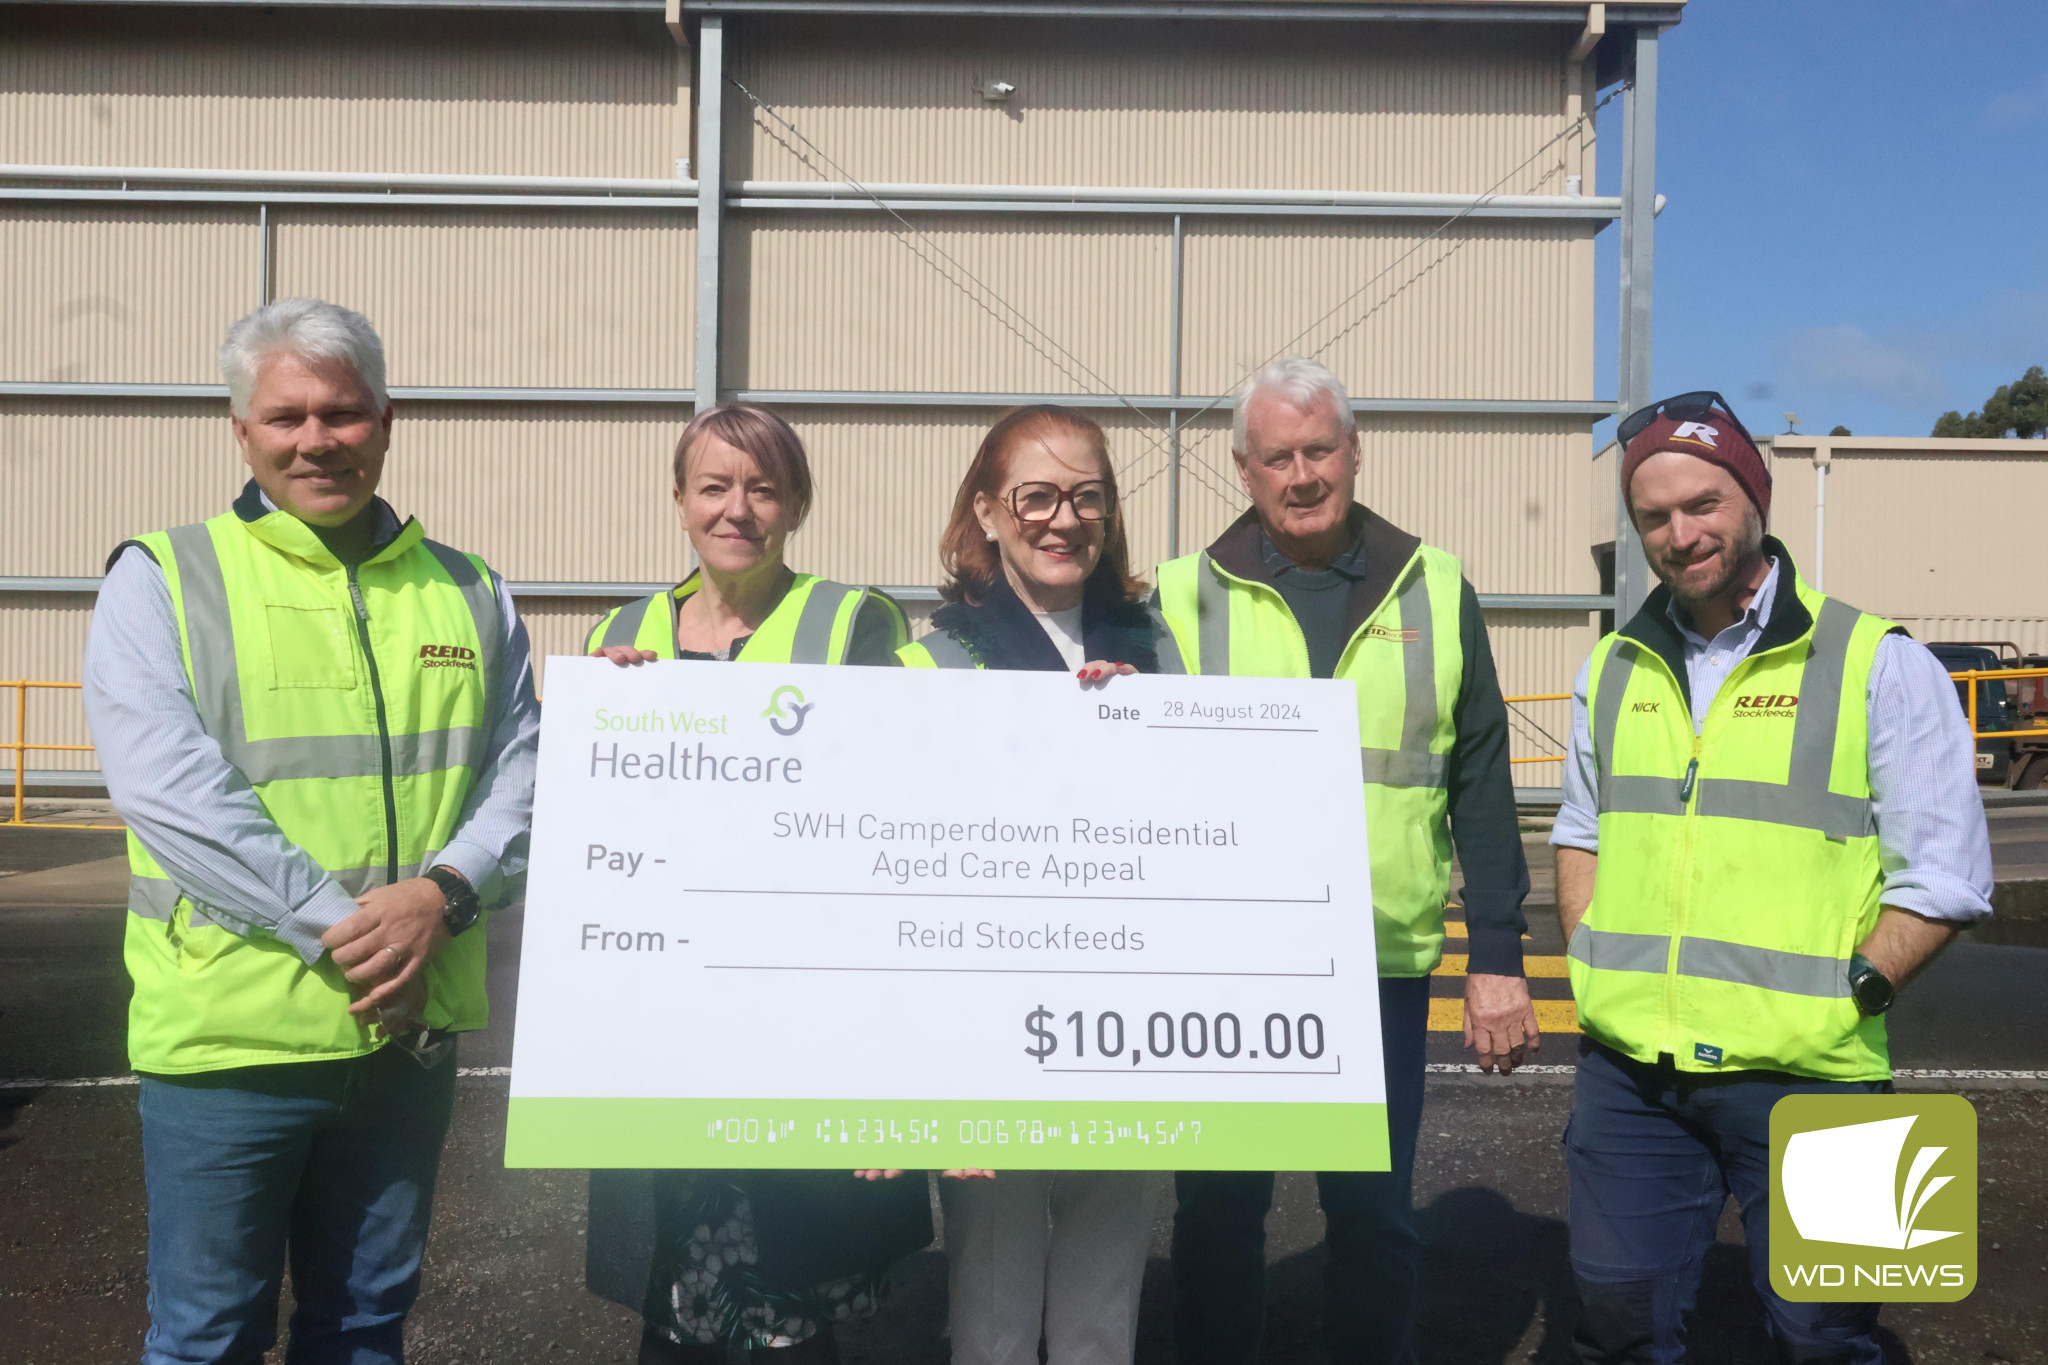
[1617,391,1759,451]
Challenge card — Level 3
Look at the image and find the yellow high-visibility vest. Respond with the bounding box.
[586,572,904,664]
[1572,565,1898,1079]
[121,497,501,1074]
[1153,536,1465,977]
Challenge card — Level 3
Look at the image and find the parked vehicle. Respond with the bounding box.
[1927,641,2048,790]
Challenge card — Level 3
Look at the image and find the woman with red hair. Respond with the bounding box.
[899,404,1180,679]
[897,405,1182,1363]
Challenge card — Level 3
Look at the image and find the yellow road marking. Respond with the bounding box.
[1444,920,1467,939]
[1428,998,1580,1033]
[1435,954,1570,979]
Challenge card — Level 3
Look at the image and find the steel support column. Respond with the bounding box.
[1167,212,1185,558]
[256,203,273,306]
[694,16,725,408]
[1615,24,1658,623]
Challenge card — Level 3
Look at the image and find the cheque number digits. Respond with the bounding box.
[1023,1007,1326,1066]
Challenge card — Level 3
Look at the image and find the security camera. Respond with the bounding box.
[977,79,1016,102]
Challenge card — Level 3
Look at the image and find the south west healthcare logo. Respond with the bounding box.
[761,684,815,737]
[1770,1094,1977,1302]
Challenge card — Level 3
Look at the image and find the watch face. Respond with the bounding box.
[431,869,481,933]
[445,892,481,933]
[1853,969,1895,1015]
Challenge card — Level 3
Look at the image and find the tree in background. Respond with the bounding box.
[1828,425,1852,436]
[1932,366,2048,438]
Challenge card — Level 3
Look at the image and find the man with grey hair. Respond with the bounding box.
[1154,357,1533,1365]
[84,297,538,1364]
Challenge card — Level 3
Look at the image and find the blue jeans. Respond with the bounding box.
[138,1044,457,1365]
[1565,1039,1890,1365]
[1170,975,1430,1365]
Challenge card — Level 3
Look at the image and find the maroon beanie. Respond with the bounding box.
[1621,411,1771,522]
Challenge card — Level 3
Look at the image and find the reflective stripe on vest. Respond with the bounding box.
[1566,927,1852,999]
[917,631,981,668]
[600,595,655,651]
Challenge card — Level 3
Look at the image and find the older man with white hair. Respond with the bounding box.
[83,298,538,1364]
[1154,357,1534,1365]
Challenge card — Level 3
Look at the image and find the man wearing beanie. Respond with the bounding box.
[1549,393,1992,1362]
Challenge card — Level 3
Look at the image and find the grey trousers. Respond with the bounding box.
[942,1169,1165,1365]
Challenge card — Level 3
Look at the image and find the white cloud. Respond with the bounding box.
[1986,72,2048,127]
[1777,323,1948,408]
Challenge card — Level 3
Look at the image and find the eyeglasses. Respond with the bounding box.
[1005,480,1116,524]
[1617,390,1758,451]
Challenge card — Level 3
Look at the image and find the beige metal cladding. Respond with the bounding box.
[1183,220,1595,400]
[279,212,695,389]
[730,215,1170,394]
[0,10,688,179]
[1766,437,2048,650]
[733,216,1594,403]
[0,206,697,389]
[0,207,255,382]
[1,402,245,577]
[729,18,1589,193]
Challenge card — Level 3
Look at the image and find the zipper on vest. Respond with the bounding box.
[347,566,401,884]
[1662,731,1705,1056]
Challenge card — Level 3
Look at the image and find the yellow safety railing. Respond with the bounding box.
[3,679,119,830]
[1950,666,2048,742]
[0,670,2040,829]
[1502,692,1571,766]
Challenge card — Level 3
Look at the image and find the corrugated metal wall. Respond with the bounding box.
[728,19,1578,193]
[279,213,696,389]
[0,208,254,382]
[1767,441,2048,655]
[0,10,685,177]
[732,216,1173,393]
[1,8,1605,779]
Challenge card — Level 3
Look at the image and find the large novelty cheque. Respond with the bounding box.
[505,659,1387,1172]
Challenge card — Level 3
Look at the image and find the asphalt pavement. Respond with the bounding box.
[3,808,2046,1362]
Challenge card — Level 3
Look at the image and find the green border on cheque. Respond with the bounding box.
[505,1099,1389,1171]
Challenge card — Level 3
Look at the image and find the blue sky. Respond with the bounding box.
[1592,0,2048,440]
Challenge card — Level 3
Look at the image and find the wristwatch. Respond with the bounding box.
[1846,954,1896,1017]
[426,865,482,937]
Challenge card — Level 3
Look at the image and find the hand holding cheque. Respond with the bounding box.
[506,659,1390,1172]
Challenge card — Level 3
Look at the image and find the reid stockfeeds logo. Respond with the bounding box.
[761,684,815,737]
[1770,1094,1976,1302]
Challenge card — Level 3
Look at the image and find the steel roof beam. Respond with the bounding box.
[0,576,1610,610]
[0,381,1617,418]
[0,2,1685,19]
[682,2,1679,17]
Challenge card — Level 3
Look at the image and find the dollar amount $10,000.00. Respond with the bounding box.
[1023,1007,1328,1066]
